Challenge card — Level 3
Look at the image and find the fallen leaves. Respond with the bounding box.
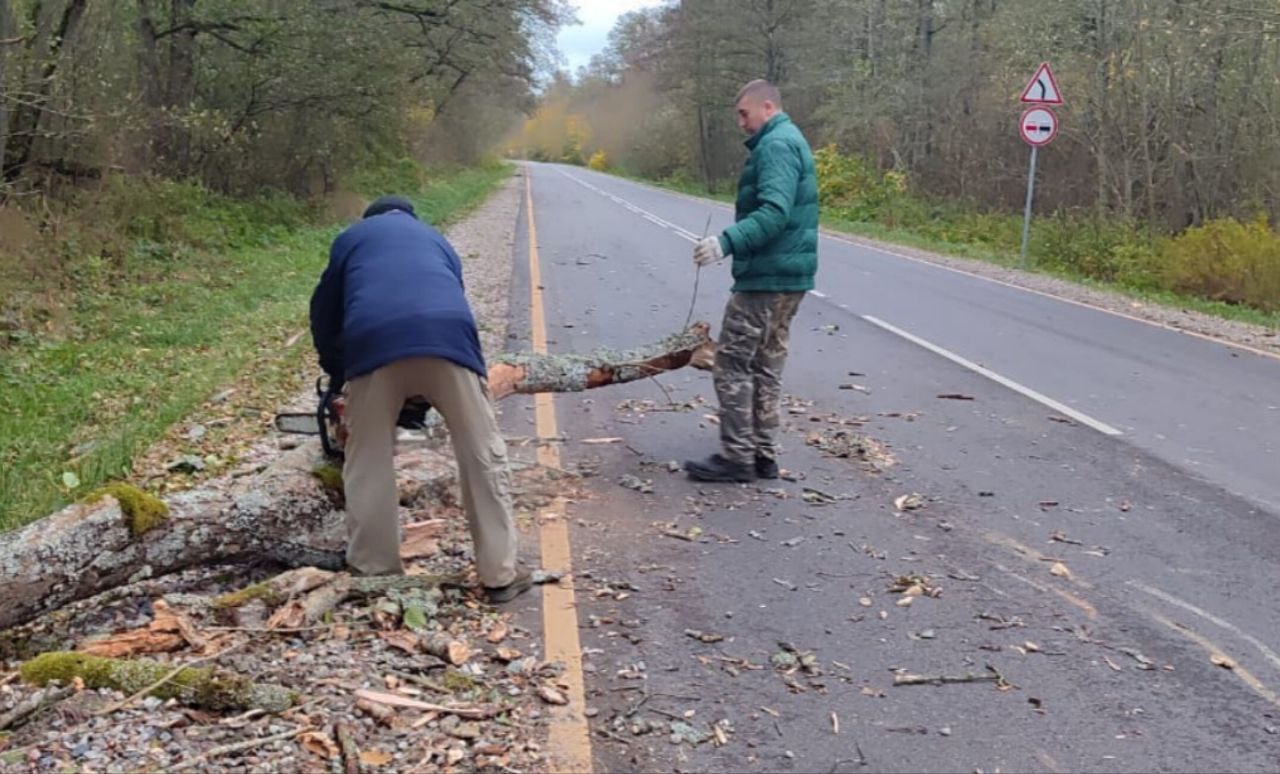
[894,493,926,511]
[1211,654,1238,670]
[486,622,509,644]
[618,474,654,494]
[359,749,393,766]
[538,685,569,705]
[1049,562,1073,580]
[299,730,339,760]
[889,574,942,599]
[805,428,895,471]
[684,629,724,644]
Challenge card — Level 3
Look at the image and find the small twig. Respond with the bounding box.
[335,721,360,774]
[645,706,686,722]
[596,727,633,746]
[683,213,714,329]
[202,623,342,634]
[390,670,450,694]
[647,375,677,407]
[892,664,1009,687]
[219,708,267,726]
[170,728,303,772]
[624,692,651,718]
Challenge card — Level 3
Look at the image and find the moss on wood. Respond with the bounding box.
[310,463,344,497]
[20,652,296,712]
[86,483,169,537]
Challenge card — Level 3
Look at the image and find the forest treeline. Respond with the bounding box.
[0,0,570,195]
[514,1,1280,312]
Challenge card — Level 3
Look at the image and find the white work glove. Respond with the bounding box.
[693,235,725,266]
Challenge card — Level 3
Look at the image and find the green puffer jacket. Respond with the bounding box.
[717,113,818,293]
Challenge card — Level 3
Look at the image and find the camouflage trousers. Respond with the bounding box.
[713,291,805,466]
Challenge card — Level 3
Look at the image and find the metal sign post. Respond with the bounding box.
[1017,65,1063,268]
[1020,145,1039,266]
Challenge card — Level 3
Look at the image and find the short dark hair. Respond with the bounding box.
[363,195,417,219]
[736,79,782,109]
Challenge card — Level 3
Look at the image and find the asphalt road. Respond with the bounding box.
[504,162,1280,773]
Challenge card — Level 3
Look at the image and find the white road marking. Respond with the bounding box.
[1128,580,1280,674]
[862,314,1122,436]
[558,169,699,243]
[809,290,827,298]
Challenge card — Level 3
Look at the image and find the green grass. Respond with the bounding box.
[622,171,1280,331]
[0,161,512,531]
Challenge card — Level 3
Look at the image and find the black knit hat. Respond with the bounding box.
[362,195,417,219]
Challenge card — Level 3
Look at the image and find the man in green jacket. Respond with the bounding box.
[686,79,819,482]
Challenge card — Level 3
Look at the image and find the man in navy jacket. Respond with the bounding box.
[310,196,530,602]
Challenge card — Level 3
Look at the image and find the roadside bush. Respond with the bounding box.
[1032,213,1162,288]
[813,145,904,221]
[588,150,609,171]
[1161,217,1280,311]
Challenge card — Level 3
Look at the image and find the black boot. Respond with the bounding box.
[685,454,754,483]
[755,455,779,479]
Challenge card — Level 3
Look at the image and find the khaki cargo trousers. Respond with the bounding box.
[343,356,517,587]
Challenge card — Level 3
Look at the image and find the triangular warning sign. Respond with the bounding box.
[1020,62,1063,104]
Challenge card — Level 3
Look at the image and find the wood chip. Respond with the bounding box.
[447,640,472,666]
[486,622,509,644]
[538,685,569,705]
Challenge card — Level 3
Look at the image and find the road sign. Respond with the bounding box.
[1019,107,1058,147]
[1020,62,1063,105]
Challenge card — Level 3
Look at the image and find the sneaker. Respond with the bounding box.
[484,569,534,604]
[755,455,779,479]
[685,454,754,483]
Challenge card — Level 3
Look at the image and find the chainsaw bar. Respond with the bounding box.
[274,413,323,435]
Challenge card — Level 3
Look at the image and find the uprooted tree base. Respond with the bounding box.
[0,323,712,631]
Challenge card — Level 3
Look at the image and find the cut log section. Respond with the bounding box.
[0,324,712,631]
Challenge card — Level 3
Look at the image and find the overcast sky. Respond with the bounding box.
[555,0,666,74]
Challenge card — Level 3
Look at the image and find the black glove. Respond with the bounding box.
[397,397,432,430]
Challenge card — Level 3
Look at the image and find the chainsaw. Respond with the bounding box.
[274,376,431,459]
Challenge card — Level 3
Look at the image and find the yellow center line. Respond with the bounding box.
[1144,608,1280,709]
[525,167,593,773]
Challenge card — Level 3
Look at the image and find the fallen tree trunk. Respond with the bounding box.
[0,324,711,631]
[487,322,710,399]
